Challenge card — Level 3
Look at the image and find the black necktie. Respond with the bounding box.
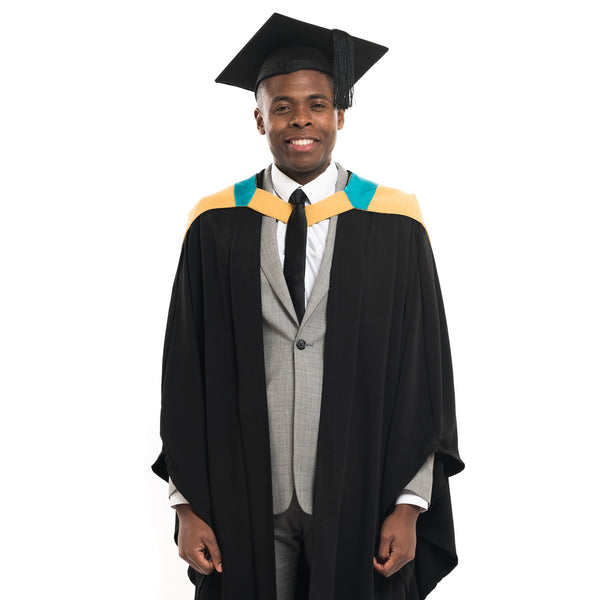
[284,188,308,323]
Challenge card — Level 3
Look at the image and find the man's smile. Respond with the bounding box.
[287,138,319,151]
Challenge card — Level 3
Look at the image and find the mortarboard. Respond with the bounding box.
[215,13,388,109]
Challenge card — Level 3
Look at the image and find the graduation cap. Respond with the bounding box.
[215,13,388,109]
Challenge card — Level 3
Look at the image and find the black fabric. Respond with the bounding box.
[283,188,308,323]
[152,175,464,599]
[215,12,388,110]
[257,46,332,87]
[331,29,355,109]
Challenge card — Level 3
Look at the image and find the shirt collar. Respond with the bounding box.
[271,161,339,205]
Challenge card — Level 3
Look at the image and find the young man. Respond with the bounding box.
[153,13,463,600]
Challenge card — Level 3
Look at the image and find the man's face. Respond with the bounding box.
[254,70,345,185]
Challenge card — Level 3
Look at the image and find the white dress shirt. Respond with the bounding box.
[272,160,335,306]
[169,161,429,511]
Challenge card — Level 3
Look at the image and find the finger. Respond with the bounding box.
[373,556,387,575]
[390,538,415,574]
[204,537,223,573]
[375,554,395,578]
[373,551,405,578]
[195,546,217,574]
[383,552,403,577]
[377,534,392,563]
[179,545,214,575]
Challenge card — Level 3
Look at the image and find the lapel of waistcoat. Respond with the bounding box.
[302,164,347,324]
[259,163,348,328]
[259,165,299,325]
[301,216,338,325]
[260,218,299,326]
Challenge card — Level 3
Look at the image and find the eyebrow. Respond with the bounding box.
[270,93,332,104]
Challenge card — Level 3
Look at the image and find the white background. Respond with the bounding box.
[1,1,598,598]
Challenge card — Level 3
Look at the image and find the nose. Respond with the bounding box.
[290,107,312,128]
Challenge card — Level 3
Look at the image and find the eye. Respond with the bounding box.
[273,104,291,113]
[311,103,327,110]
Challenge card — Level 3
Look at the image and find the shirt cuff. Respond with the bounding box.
[168,477,189,507]
[396,490,429,512]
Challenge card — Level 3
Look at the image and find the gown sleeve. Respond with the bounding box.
[151,220,214,527]
[381,222,464,598]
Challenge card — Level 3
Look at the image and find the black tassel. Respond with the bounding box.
[332,29,354,109]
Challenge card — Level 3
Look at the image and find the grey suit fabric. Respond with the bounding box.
[260,165,344,515]
[260,164,433,516]
[403,453,434,502]
[273,492,315,600]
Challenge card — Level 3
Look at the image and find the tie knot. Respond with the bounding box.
[289,188,308,207]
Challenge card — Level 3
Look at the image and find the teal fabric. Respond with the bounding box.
[235,171,380,211]
[344,173,378,210]
[234,175,257,207]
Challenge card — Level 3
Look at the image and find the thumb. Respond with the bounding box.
[376,531,392,564]
[205,538,223,573]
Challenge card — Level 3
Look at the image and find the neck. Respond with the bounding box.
[274,162,331,186]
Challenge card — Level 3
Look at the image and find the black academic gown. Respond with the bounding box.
[152,171,464,600]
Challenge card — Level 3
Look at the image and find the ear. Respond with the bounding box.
[254,108,266,135]
[337,109,345,131]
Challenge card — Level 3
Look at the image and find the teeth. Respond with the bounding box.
[291,139,315,146]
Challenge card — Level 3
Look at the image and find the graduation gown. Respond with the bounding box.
[152,170,464,600]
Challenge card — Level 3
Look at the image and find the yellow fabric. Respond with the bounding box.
[184,181,426,234]
[248,189,292,223]
[186,186,236,231]
[305,191,354,226]
[368,186,425,228]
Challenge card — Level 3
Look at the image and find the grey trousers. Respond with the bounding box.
[273,491,314,600]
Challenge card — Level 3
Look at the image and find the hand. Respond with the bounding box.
[373,503,419,578]
[175,504,223,574]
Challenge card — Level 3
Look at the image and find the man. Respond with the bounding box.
[153,13,463,600]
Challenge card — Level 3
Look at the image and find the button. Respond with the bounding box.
[296,339,306,350]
